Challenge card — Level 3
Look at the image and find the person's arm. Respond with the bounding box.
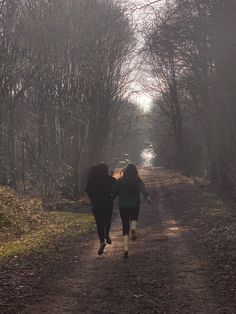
[139,180,152,205]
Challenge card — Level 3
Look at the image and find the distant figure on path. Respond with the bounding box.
[86,163,116,255]
[112,163,151,259]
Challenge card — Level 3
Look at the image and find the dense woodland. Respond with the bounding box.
[0,0,146,201]
[145,0,236,194]
[1,0,236,200]
[1,2,236,312]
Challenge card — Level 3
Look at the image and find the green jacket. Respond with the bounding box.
[112,177,149,208]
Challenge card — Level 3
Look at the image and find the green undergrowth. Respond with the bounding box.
[0,212,94,264]
[0,186,94,264]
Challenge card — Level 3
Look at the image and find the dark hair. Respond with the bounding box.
[123,163,139,181]
[97,163,109,176]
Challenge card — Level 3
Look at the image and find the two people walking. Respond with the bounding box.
[86,163,151,259]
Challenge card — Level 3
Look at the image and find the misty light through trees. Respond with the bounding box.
[1,2,236,312]
[141,148,156,167]
[0,0,236,199]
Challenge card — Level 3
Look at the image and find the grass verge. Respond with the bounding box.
[0,211,94,265]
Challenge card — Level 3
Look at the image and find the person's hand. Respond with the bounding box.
[147,196,152,206]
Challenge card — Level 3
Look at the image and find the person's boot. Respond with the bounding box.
[98,242,106,255]
[105,235,112,245]
[124,251,129,259]
[131,230,137,241]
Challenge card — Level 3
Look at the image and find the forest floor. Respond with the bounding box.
[1,168,236,313]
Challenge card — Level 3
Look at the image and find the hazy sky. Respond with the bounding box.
[125,0,166,111]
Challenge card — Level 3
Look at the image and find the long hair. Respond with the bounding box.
[123,163,140,184]
[88,163,109,179]
[96,163,109,176]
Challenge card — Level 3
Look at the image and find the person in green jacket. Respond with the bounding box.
[112,163,151,259]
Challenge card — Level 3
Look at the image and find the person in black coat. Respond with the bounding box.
[86,163,116,255]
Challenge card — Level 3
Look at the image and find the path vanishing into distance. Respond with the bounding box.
[22,168,236,314]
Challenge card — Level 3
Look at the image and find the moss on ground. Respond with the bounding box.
[0,212,94,264]
[0,186,94,264]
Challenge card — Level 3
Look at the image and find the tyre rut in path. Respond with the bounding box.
[23,169,227,313]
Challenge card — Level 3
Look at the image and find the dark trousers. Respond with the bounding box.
[119,207,140,236]
[93,208,113,244]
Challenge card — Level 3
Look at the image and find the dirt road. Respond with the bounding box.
[23,168,236,313]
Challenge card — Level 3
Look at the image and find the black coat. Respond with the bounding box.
[86,174,116,211]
